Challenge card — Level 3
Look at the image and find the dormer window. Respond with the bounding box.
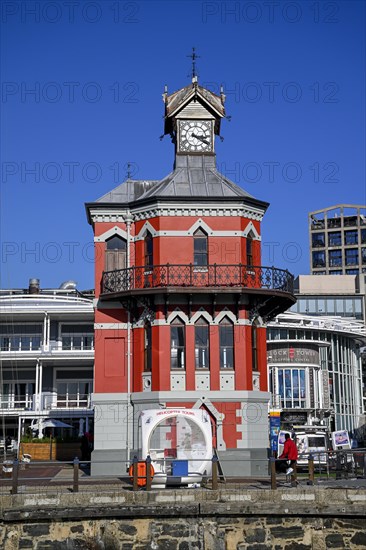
[194,229,208,266]
[105,236,126,272]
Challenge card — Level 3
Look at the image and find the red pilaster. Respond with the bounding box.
[234,325,249,390]
[257,327,268,391]
[185,325,195,391]
[209,325,220,390]
[244,325,253,391]
[133,327,144,392]
[152,325,170,391]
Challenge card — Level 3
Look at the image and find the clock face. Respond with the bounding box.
[179,120,212,152]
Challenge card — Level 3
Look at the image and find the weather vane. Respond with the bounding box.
[187,47,200,82]
[126,162,132,179]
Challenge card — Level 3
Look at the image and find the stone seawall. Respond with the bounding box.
[0,488,365,549]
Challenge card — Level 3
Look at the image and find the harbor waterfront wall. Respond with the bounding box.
[0,488,365,549]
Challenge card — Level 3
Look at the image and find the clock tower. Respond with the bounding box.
[163,76,225,159]
[86,69,295,480]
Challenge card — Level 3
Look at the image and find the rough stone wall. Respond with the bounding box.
[1,488,365,550]
[1,516,366,550]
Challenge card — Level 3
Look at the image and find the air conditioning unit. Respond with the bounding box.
[41,392,57,410]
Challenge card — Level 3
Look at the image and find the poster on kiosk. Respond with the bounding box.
[140,408,213,487]
[332,430,351,451]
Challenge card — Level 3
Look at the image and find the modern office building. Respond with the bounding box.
[0,279,94,448]
[289,274,366,424]
[268,274,366,436]
[309,204,366,275]
[291,274,366,322]
[268,310,365,434]
[86,76,295,477]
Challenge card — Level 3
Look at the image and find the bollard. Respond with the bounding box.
[132,455,138,492]
[308,454,314,485]
[146,455,152,491]
[270,457,277,490]
[291,463,298,487]
[336,452,342,480]
[11,459,19,495]
[212,456,218,491]
[73,457,79,493]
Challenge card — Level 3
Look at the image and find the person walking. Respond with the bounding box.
[278,433,298,475]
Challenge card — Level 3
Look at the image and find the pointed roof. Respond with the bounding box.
[94,179,159,204]
[164,82,225,135]
[140,155,251,199]
[87,156,268,212]
[165,83,225,119]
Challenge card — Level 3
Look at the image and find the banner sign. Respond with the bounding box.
[269,411,281,453]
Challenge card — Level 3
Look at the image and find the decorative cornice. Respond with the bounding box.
[90,204,265,224]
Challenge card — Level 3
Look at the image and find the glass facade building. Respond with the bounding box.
[268,312,365,433]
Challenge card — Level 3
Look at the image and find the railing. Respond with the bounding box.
[1,450,365,496]
[0,397,33,410]
[102,264,294,295]
[56,396,92,409]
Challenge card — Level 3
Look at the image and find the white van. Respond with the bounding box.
[278,429,328,469]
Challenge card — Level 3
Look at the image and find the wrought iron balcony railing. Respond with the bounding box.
[102,264,294,295]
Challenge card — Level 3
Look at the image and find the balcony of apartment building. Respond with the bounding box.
[0,383,94,414]
[48,328,94,360]
[0,327,94,357]
[0,329,94,415]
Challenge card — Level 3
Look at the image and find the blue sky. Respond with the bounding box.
[1,0,365,290]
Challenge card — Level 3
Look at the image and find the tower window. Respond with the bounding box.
[194,229,208,266]
[195,318,209,369]
[105,236,127,272]
[144,232,153,267]
[246,235,253,266]
[171,317,185,369]
[219,318,234,369]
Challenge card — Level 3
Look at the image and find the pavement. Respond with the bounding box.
[1,462,366,495]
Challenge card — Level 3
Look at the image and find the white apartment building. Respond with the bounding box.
[0,279,94,447]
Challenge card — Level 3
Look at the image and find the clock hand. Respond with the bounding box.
[192,133,210,145]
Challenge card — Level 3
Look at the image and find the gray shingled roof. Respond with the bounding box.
[165,84,225,118]
[94,156,254,204]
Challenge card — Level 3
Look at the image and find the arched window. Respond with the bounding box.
[195,317,209,369]
[144,231,153,268]
[171,317,185,369]
[219,318,234,370]
[144,323,152,372]
[194,228,208,266]
[246,233,254,266]
[105,235,127,272]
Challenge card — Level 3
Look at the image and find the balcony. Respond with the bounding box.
[102,264,294,297]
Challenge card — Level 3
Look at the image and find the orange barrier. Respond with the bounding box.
[129,461,155,487]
